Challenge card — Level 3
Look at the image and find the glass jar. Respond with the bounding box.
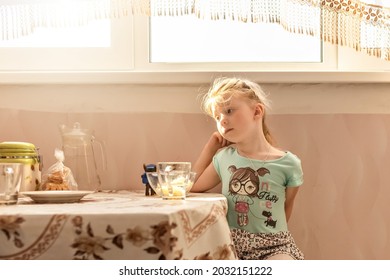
[0,141,42,192]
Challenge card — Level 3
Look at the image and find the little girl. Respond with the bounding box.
[192,77,304,260]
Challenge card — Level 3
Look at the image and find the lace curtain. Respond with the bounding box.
[1,0,389,60]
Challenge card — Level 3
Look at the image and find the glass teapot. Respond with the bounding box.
[59,122,106,191]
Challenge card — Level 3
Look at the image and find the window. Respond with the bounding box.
[150,16,322,63]
[148,14,389,73]
[0,12,388,83]
[0,17,133,71]
[0,20,110,48]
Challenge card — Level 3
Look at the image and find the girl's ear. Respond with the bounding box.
[253,103,264,119]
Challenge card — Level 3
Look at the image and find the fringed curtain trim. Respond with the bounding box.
[0,0,389,61]
[149,0,321,37]
[320,0,390,60]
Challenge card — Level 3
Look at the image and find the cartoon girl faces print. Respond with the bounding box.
[228,165,270,227]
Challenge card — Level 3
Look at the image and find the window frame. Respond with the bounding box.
[0,14,388,84]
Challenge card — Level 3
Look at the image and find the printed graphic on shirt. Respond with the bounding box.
[227,165,277,228]
[262,210,277,228]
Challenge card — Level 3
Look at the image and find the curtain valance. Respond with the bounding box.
[0,0,389,60]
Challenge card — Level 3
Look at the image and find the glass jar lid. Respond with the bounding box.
[0,141,36,149]
[0,142,39,155]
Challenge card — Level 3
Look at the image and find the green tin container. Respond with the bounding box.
[0,142,42,191]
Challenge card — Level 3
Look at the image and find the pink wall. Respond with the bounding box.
[1,108,390,259]
[269,114,390,260]
[2,81,390,259]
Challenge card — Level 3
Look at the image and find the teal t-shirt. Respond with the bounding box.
[213,146,303,234]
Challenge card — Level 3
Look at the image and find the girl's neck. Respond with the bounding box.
[236,141,271,160]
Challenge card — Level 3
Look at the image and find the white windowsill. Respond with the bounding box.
[0,71,389,84]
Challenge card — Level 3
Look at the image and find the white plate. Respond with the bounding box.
[21,190,94,203]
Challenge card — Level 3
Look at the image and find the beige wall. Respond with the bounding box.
[2,83,390,114]
[1,82,390,260]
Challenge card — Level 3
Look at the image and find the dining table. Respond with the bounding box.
[0,190,237,260]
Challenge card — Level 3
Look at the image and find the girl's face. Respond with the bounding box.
[212,96,259,143]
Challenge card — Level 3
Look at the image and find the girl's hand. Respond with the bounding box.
[192,131,230,192]
[206,131,232,154]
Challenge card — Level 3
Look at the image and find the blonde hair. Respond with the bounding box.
[201,77,275,145]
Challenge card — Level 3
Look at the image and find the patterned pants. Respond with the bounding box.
[231,228,304,260]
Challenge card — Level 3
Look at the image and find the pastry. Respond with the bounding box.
[41,170,70,191]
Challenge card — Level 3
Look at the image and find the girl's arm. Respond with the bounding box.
[191,132,230,192]
[285,186,300,222]
[191,163,220,192]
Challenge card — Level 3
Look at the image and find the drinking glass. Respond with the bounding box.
[157,162,191,200]
[0,163,23,205]
[185,171,196,194]
[145,171,162,196]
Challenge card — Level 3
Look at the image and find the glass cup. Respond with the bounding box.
[145,171,162,196]
[185,171,196,195]
[157,162,191,200]
[0,163,23,205]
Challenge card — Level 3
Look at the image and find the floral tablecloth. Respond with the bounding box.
[0,191,237,260]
